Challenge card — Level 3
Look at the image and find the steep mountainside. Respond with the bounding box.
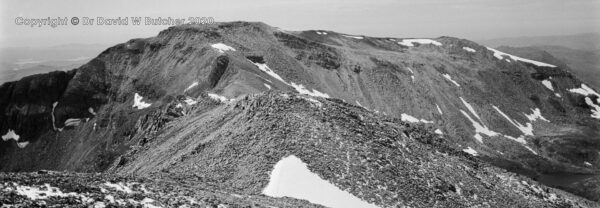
[1,22,600,206]
[1,92,598,207]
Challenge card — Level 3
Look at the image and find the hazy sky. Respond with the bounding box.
[1,0,599,48]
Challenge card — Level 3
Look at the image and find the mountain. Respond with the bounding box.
[496,45,600,89]
[0,92,596,207]
[479,33,600,51]
[1,22,600,207]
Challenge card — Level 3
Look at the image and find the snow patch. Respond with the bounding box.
[263,155,379,208]
[462,47,476,53]
[207,93,231,103]
[401,113,433,124]
[290,82,330,98]
[1,129,27,148]
[342,35,364,40]
[264,83,272,90]
[524,108,549,122]
[460,97,483,122]
[584,161,593,166]
[132,93,151,109]
[253,62,287,84]
[88,107,97,116]
[492,106,534,136]
[542,80,554,91]
[555,93,561,98]
[491,106,546,151]
[406,67,415,79]
[442,74,460,87]
[436,104,443,115]
[184,82,199,92]
[491,106,549,146]
[211,43,236,53]
[251,60,329,98]
[15,183,87,201]
[460,110,499,143]
[434,129,443,135]
[459,98,499,143]
[398,39,442,47]
[356,101,364,108]
[51,102,62,131]
[17,141,29,148]
[184,97,197,105]
[2,129,20,142]
[486,47,556,67]
[463,147,478,156]
[64,118,82,127]
[568,84,599,97]
[524,146,539,155]
[316,31,328,35]
[104,182,133,194]
[474,134,484,143]
[568,84,600,119]
[502,134,528,145]
[585,97,600,119]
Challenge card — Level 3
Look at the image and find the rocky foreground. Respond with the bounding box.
[0,171,323,208]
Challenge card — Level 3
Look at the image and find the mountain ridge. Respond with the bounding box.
[1,21,600,206]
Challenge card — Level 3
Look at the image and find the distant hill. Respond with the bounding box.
[0,44,110,84]
[497,45,600,89]
[479,33,600,51]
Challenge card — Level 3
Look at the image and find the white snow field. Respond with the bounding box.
[486,47,556,67]
[184,81,199,92]
[568,84,599,97]
[542,80,554,91]
[463,147,478,156]
[211,43,236,53]
[462,47,476,53]
[459,97,499,143]
[342,35,364,39]
[436,104,443,115]
[132,93,152,109]
[2,129,20,142]
[442,74,460,87]
[401,113,434,124]
[398,39,442,47]
[568,84,600,119]
[263,155,379,208]
[207,93,230,103]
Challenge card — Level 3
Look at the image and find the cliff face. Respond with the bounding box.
[1,22,599,205]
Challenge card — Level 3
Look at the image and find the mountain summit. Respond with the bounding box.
[1,22,599,207]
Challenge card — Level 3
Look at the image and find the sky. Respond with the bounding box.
[1,0,599,48]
